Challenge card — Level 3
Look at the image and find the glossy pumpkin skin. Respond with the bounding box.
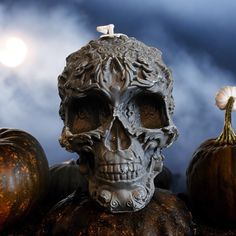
[187,138,236,223]
[48,159,87,202]
[40,189,193,236]
[0,128,49,230]
[154,166,172,190]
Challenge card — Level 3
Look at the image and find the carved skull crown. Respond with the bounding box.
[58,36,178,212]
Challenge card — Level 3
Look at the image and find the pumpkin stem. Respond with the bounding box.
[216,96,236,145]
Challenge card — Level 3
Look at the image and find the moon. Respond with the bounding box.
[0,37,28,68]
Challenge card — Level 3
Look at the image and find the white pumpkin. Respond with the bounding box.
[215,86,236,110]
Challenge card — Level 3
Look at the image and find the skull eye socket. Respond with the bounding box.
[134,93,169,129]
[67,94,112,133]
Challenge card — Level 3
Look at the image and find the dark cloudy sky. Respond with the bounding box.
[0,0,235,192]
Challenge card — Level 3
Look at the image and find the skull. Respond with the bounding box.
[58,36,178,212]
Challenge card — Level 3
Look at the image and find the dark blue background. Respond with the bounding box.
[1,0,235,192]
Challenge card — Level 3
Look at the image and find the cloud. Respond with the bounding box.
[0,4,94,164]
[164,49,234,192]
[79,0,236,74]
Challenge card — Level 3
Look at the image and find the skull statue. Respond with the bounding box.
[58,35,178,213]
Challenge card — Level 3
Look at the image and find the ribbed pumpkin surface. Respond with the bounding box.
[187,138,236,223]
[0,128,49,230]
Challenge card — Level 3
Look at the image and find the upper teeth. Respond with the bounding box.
[98,163,142,174]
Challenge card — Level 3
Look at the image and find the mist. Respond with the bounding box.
[0,4,94,164]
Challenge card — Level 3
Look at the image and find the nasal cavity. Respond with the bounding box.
[105,118,131,151]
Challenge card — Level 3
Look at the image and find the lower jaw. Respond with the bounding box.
[88,176,155,213]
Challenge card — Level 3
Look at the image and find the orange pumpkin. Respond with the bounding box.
[154,166,172,190]
[0,128,49,231]
[40,189,193,235]
[48,159,87,202]
[187,94,236,224]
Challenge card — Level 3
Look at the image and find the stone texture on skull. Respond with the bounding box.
[58,36,178,212]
